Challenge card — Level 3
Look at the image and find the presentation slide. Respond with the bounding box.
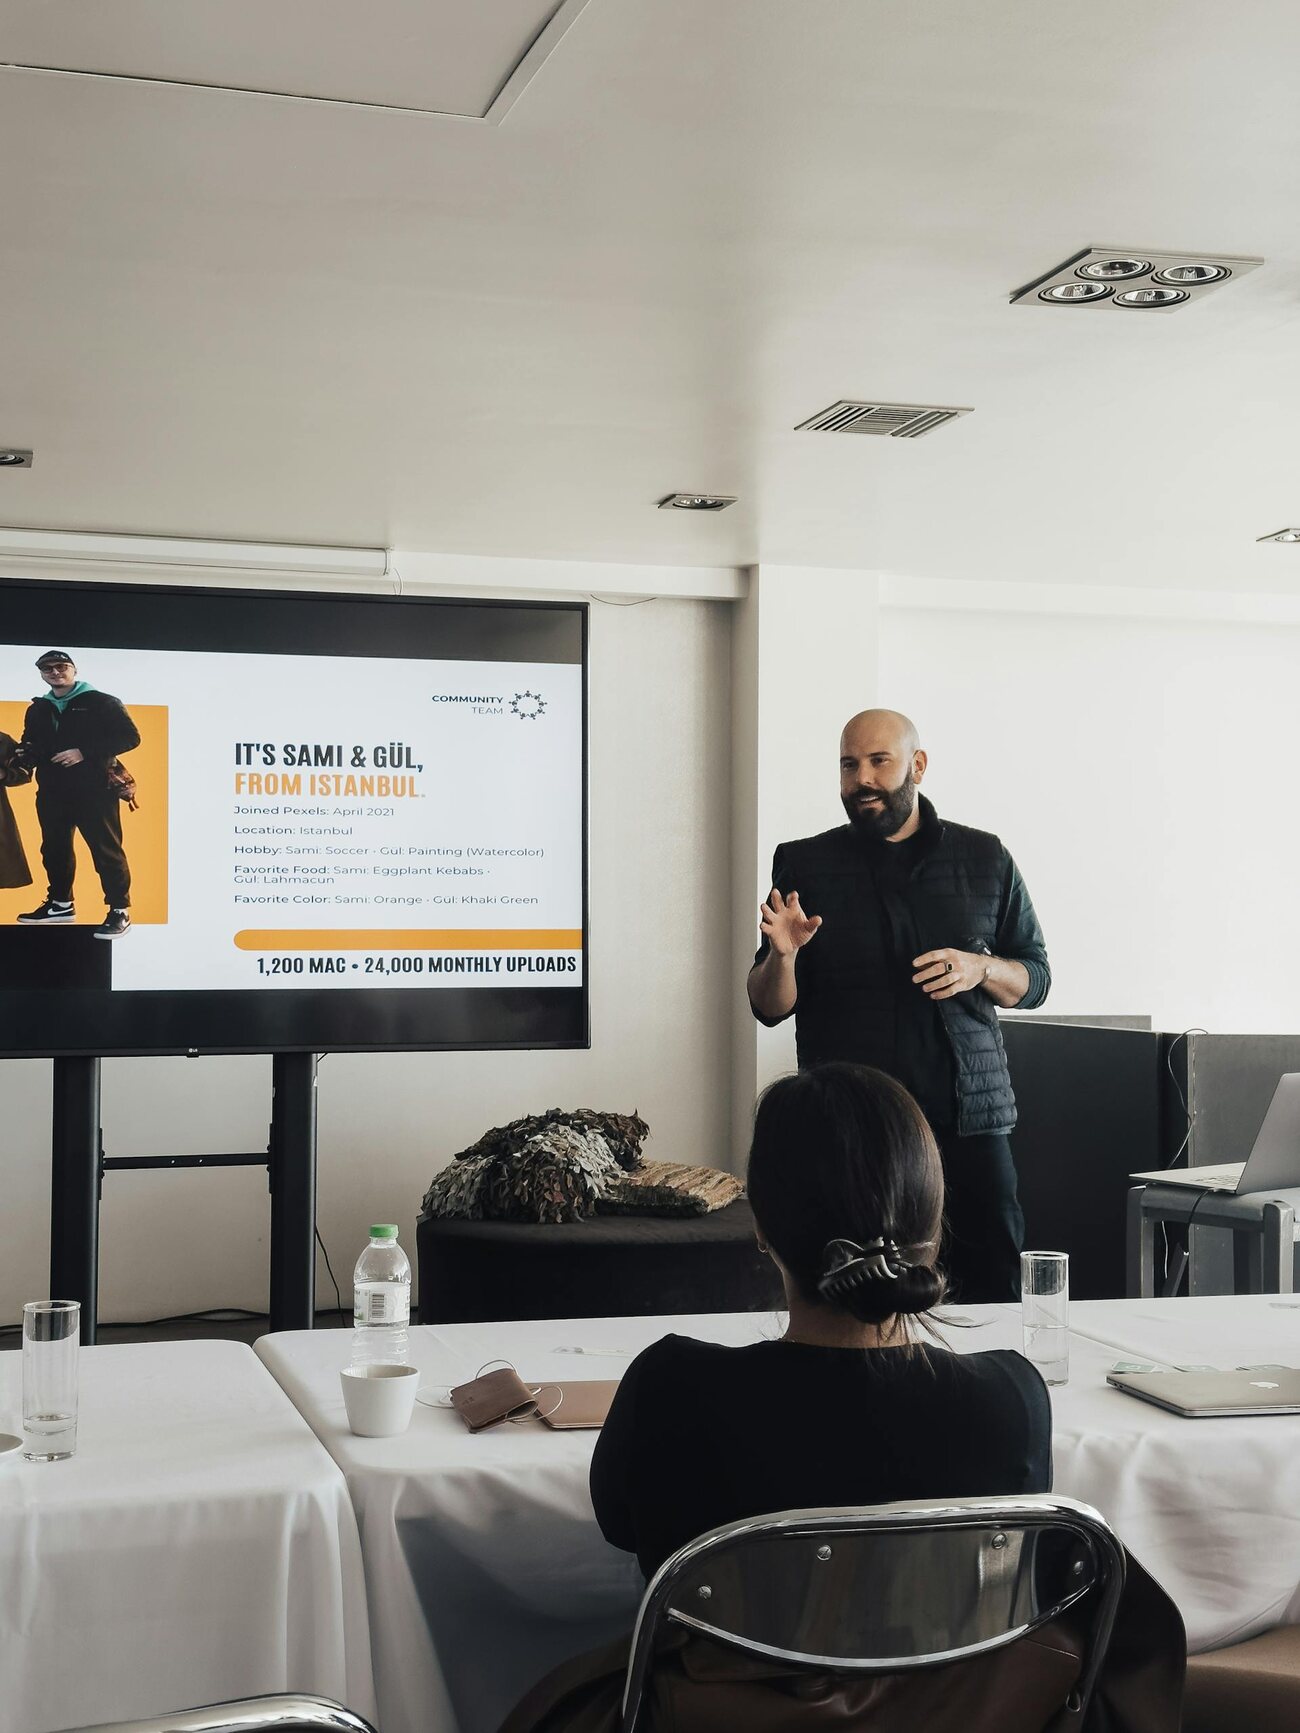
[3,646,582,989]
[0,579,587,1057]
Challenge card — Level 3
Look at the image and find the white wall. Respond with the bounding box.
[9,565,1299,1325]
[729,567,883,1163]
[879,589,1300,1036]
[0,595,734,1322]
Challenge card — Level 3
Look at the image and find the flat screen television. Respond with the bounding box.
[0,576,588,1057]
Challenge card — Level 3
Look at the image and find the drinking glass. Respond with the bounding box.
[1021,1252,1069,1385]
[22,1300,80,1460]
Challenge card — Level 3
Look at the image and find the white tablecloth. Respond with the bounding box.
[256,1314,779,1733]
[1061,1294,1300,1650]
[257,1300,1300,1733]
[0,1339,375,1733]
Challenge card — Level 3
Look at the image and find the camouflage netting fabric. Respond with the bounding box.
[421,1108,651,1224]
[453,1107,649,1172]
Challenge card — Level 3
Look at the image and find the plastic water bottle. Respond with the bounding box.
[350,1224,411,1369]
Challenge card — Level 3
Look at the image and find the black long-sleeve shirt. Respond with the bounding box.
[751,797,1050,1135]
[590,1333,1052,1578]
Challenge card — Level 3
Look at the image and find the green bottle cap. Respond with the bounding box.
[369,1224,399,1238]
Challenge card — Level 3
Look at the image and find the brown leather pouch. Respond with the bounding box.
[450,1366,539,1432]
[536,1380,620,1431]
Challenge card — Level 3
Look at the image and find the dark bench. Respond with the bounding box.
[416,1199,783,1324]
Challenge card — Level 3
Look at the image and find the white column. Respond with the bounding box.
[729,566,883,1168]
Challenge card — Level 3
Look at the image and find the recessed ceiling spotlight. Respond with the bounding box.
[0,449,33,468]
[657,492,736,511]
[1012,247,1261,309]
[1039,282,1111,304]
[1114,286,1190,308]
[1077,258,1151,280]
[1257,528,1300,544]
[1154,263,1230,285]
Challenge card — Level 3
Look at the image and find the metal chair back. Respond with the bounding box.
[55,1693,376,1733]
[621,1495,1125,1732]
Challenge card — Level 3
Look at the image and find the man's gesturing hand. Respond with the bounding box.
[51,748,84,767]
[760,889,822,957]
[912,948,989,1000]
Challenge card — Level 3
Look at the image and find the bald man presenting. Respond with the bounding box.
[747,710,1050,1303]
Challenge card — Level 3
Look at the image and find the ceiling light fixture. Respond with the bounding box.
[1257,528,1300,544]
[1077,259,1151,280]
[1154,263,1230,285]
[1013,247,1262,310]
[1114,287,1189,308]
[657,493,736,511]
[1039,282,1111,304]
[0,449,33,468]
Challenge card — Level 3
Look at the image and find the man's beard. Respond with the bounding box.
[842,770,917,839]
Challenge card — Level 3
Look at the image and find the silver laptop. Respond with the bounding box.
[1108,1366,1300,1417]
[1131,1072,1300,1194]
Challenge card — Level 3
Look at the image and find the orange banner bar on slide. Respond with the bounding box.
[234,929,582,952]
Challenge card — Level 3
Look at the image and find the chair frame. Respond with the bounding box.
[55,1693,376,1733]
[621,1494,1126,1733]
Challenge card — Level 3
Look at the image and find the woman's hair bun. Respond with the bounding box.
[836,1260,946,1325]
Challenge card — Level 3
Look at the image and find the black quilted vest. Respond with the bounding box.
[760,799,1050,1138]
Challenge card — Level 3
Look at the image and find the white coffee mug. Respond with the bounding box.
[340,1363,420,1437]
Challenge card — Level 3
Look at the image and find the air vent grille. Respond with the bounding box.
[795,401,972,438]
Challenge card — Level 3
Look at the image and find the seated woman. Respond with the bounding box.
[500,1064,1152,1733]
[589,1061,1051,1578]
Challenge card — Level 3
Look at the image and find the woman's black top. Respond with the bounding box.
[589,1334,1052,1578]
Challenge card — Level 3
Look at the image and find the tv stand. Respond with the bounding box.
[48,1051,319,1344]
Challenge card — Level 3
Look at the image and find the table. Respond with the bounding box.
[257,1313,778,1733]
[0,1339,375,1733]
[1072,1293,1300,1365]
[1062,1296,1300,1652]
[1127,1182,1297,1296]
[257,1299,1300,1733]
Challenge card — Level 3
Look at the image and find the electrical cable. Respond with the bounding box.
[1158,1027,1208,1287]
[1163,1028,1207,1169]
[1162,1185,1214,1299]
[2,1052,348,1341]
[309,1054,346,1323]
[1,1307,261,1339]
[315,1226,347,1327]
[1,1303,353,1338]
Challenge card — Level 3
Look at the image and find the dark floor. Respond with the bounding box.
[0,1308,352,1348]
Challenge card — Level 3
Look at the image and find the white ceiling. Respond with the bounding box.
[2,0,1299,592]
[0,0,575,116]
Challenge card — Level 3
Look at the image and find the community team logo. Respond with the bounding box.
[510,691,547,721]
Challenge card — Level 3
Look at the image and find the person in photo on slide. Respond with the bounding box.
[0,727,33,890]
[15,651,141,939]
[746,708,1050,1304]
